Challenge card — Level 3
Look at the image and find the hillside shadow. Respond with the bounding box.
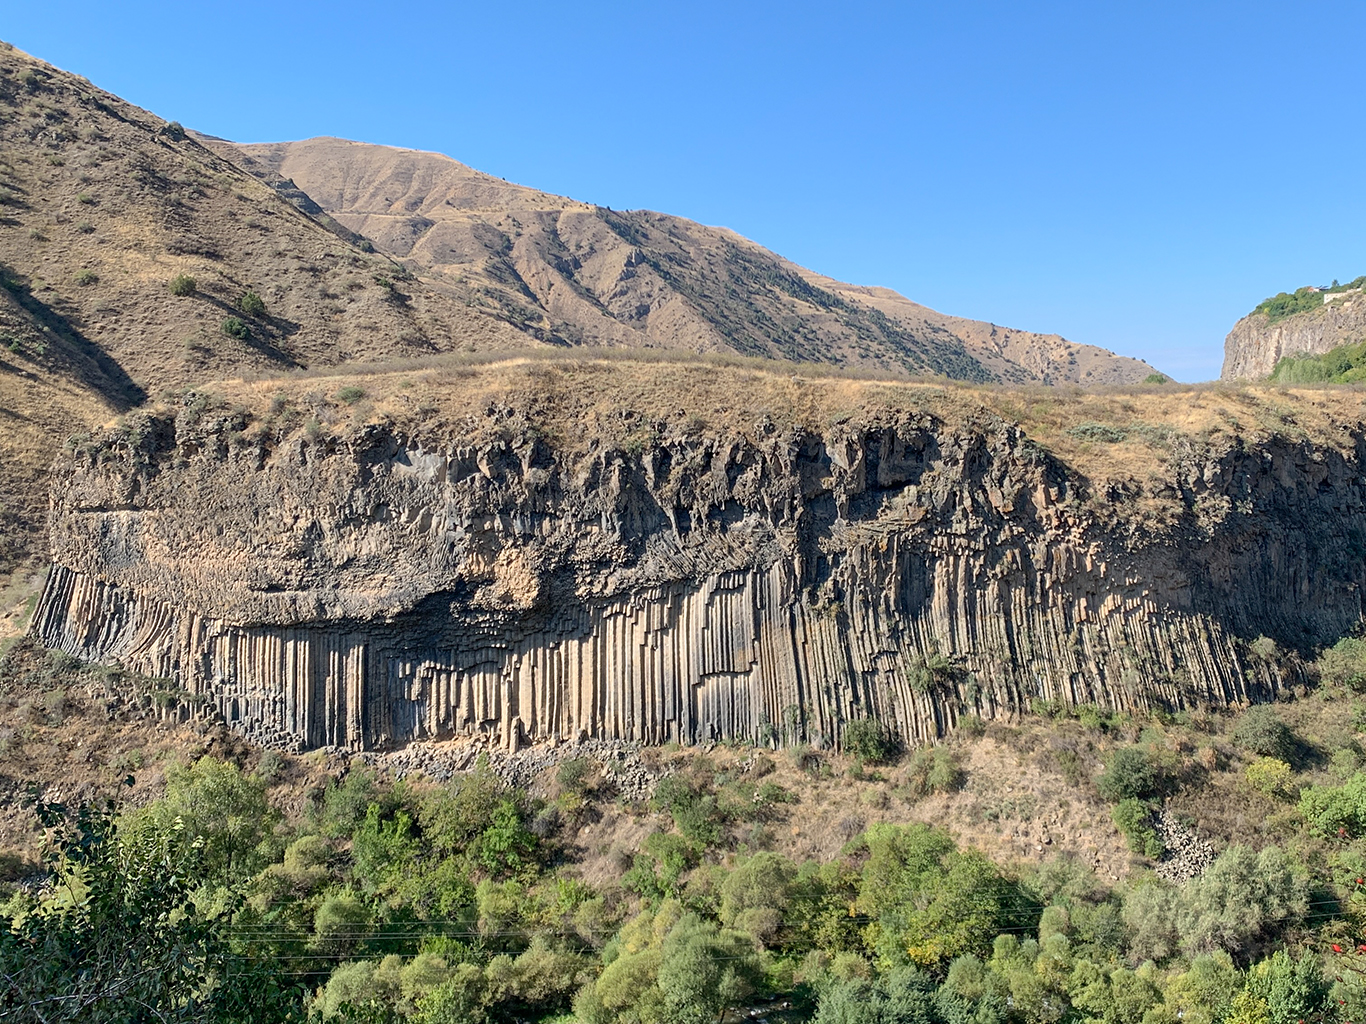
[0,266,145,410]
[196,293,302,368]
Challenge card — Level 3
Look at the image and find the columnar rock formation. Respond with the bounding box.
[1223,293,1366,378]
[32,391,1357,752]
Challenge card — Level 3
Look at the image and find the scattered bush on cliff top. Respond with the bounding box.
[1257,287,1330,322]
[1256,276,1366,323]
[239,289,266,317]
[168,273,195,297]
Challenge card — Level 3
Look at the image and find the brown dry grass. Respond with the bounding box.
[184,355,1366,491]
[225,137,1164,387]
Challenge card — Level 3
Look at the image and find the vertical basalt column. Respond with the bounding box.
[28,559,1288,753]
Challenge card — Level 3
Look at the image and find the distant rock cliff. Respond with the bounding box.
[32,369,1359,753]
[1223,292,1366,378]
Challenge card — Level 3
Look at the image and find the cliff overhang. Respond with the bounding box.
[31,366,1366,751]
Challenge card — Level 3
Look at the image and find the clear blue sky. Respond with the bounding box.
[7,1,1364,381]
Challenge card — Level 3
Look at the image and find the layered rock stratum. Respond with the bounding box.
[29,361,1364,751]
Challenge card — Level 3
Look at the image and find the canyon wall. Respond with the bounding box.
[1223,294,1366,378]
[32,401,1364,752]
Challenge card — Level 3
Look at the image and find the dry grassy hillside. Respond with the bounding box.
[170,351,1365,501]
[0,284,121,575]
[810,274,1161,385]
[221,137,1162,385]
[0,44,535,580]
[0,49,525,390]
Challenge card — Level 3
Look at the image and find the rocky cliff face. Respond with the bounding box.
[1223,293,1366,378]
[31,374,1361,752]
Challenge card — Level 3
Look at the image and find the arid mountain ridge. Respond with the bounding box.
[0,43,529,575]
[217,136,1161,387]
[0,40,1161,585]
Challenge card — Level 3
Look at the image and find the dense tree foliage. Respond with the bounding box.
[13,652,1366,1021]
[0,791,301,1021]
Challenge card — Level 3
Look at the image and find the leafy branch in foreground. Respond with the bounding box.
[0,787,302,1023]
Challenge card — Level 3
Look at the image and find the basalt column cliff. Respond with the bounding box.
[29,376,1363,752]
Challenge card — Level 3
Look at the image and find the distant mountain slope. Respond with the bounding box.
[221,137,1162,385]
[0,47,523,396]
[802,275,1161,386]
[0,44,525,575]
[1223,281,1366,379]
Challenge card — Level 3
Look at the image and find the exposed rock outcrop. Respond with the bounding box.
[32,387,1359,753]
[1154,810,1215,883]
[1223,293,1366,379]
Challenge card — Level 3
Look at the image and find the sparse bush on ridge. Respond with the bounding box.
[1068,421,1128,443]
[239,289,266,317]
[168,273,196,297]
[220,316,249,340]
